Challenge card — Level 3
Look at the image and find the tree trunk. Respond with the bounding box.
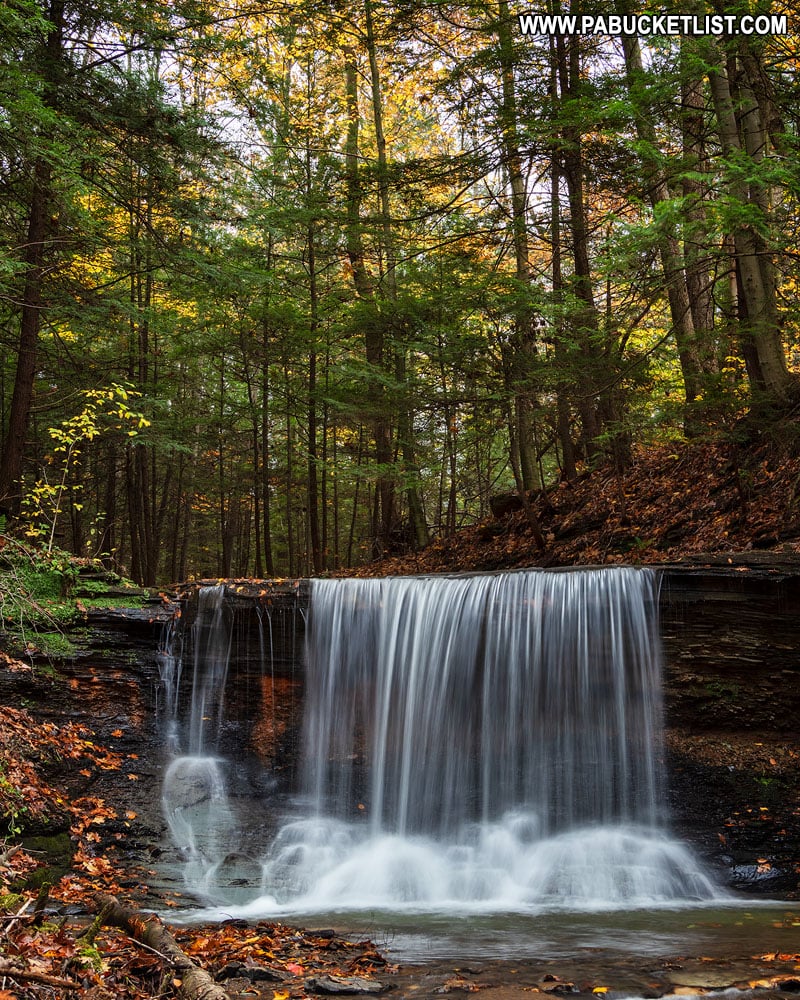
[0,1,64,510]
[622,33,706,428]
[261,319,275,576]
[556,31,631,467]
[680,44,715,360]
[343,47,395,553]
[706,44,795,403]
[555,33,603,456]
[497,0,538,490]
[549,146,578,480]
[0,162,50,511]
[306,211,322,574]
[364,0,428,551]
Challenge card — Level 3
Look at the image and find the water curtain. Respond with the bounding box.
[304,569,662,836]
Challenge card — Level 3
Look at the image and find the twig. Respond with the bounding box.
[120,935,176,965]
[0,961,80,990]
[0,844,21,866]
[1,897,32,939]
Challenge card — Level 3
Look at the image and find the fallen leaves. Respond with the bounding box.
[349,440,800,577]
[0,827,395,1000]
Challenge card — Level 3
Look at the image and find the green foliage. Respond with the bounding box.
[1,0,798,580]
[0,768,29,837]
[20,384,151,553]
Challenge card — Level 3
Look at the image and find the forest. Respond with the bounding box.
[2,0,799,585]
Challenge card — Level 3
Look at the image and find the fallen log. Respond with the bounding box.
[94,893,230,1000]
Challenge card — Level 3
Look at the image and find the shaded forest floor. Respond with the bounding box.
[0,698,396,1000]
[353,441,800,577]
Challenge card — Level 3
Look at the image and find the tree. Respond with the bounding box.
[0,0,67,511]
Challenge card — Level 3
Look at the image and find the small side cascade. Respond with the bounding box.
[157,582,305,902]
[159,585,239,896]
[155,603,184,754]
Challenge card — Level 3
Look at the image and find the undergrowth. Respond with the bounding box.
[0,537,145,664]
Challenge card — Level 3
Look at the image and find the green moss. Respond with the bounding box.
[14,833,73,891]
[705,680,741,702]
[0,542,146,661]
[22,833,73,864]
[76,592,148,610]
[29,632,77,658]
[76,941,105,973]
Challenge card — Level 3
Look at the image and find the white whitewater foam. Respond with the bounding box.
[190,813,719,915]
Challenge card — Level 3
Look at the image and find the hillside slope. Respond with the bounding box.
[354,441,800,576]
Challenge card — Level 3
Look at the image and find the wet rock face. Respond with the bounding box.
[660,567,800,732]
[660,567,800,897]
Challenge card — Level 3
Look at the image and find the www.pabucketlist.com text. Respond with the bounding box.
[517,13,789,36]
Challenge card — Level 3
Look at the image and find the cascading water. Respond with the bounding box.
[162,568,721,914]
[304,570,663,836]
[160,585,238,890]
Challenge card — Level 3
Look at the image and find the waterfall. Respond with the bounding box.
[187,584,232,755]
[303,569,663,837]
[162,568,720,912]
[160,584,236,890]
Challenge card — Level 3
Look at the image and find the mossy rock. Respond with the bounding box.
[22,831,73,867]
[14,831,74,890]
